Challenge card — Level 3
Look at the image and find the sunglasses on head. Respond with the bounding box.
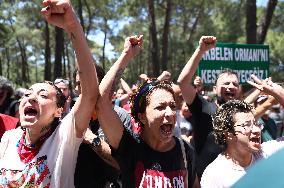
[54,79,69,85]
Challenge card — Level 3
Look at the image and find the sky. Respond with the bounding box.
[89,0,275,60]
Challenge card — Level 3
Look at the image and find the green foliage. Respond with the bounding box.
[0,0,283,89]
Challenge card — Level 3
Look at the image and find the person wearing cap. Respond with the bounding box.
[97,35,199,188]
[200,100,284,188]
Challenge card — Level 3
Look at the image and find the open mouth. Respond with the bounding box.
[225,92,235,98]
[24,106,38,117]
[250,137,260,144]
[160,123,173,136]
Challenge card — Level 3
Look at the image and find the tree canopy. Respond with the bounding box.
[0,0,283,88]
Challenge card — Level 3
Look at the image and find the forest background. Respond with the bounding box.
[0,0,283,89]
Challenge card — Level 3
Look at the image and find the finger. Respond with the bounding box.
[43,14,64,27]
[138,34,143,41]
[250,74,263,85]
[42,0,51,7]
[267,79,273,86]
[41,5,52,20]
[49,0,68,14]
[129,37,138,46]
[247,80,263,91]
[202,36,216,45]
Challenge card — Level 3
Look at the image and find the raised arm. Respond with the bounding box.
[177,36,216,105]
[157,71,171,82]
[118,78,133,103]
[248,75,284,107]
[254,95,277,120]
[41,0,98,138]
[243,88,261,105]
[97,35,143,149]
[83,128,119,170]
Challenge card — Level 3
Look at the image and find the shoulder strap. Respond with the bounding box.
[178,137,187,167]
[178,137,189,187]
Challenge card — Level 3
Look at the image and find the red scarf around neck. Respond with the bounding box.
[17,129,52,163]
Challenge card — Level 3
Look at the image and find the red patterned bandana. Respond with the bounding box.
[17,129,52,163]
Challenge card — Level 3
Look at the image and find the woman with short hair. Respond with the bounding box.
[97,35,199,188]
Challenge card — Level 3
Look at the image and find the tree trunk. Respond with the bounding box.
[54,27,64,80]
[161,0,172,71]
[83,0,93,37]
[187,0,204,43]
[44,21,51,81]
[257,0,278,44]
[246,0,257,44]
[16,37,28,86]
[78,0,85,33]
[65,42,72,88]
[5,48,10,79]
[35,58,38,82]
[148,0,160,77]
[102,18,108,71]
[0,56,2,76]
[62,42,67,78]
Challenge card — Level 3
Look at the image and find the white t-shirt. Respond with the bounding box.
[0,109,82,187]
[174,110,192,137]
[200,138,284,188]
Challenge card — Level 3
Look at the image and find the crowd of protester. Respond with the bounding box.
[1,0,284,187]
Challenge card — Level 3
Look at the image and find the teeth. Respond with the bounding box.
[160,124,173,136]
[24,106,37,116]
[250,138,260,143]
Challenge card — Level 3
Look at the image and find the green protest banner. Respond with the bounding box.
[197,43,269,84]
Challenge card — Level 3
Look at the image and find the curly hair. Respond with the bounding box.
[130,79,175,126]
[212,100,254,149]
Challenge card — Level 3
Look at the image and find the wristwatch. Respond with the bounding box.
[91,136,101,147]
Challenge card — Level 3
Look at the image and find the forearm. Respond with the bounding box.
[120,78,133,95]
[177,47,205,85]
[90,141,120,170]
[68,24,98,137]
[254,97,276,120]
[68,24,98,98]
[177,47,205,104]
[99,52,132,100]
[273,89,284,107]
[97,52,133,149]
[244,89,261,104]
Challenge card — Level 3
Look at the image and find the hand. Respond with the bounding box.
[41,0,79,32]
[247,75,284,97]
[139,73,149,81]
[83,128,96,144]
[157,71,171,82]
[123,35,143,59]
[198,36,217,52]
